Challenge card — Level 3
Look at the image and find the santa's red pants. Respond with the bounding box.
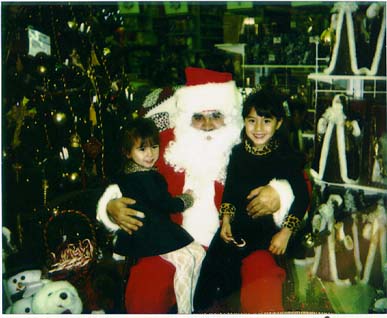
[125,250,285,313]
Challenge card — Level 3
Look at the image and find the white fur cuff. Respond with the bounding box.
[96,184,122,232]
[269,179,295,227]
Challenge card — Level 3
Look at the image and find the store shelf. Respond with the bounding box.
[308,73,387,82]
[312,178,387,195]
[244,64,317,70]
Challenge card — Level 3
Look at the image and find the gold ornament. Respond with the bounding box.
[68,172,80,183]
[67,20,78,30]
[70,134,81,148]
[320,27,335,46]
[6,97,37,149]
[89,104,97,126]
[52,111,67,125]
[37,65,47,75]
[103,47,111,56]
[91,49,100,66]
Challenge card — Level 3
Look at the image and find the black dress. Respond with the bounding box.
[194,138,310,311]
[113,162,193,258]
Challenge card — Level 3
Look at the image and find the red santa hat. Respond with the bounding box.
[145,67,242,127]
[174,67,242,123]
[184,67,232,85]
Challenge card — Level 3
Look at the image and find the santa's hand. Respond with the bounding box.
[220,220,234,243]
[107,197,144,235]
[246,185,280,218]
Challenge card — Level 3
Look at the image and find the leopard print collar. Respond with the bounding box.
[244,138,279,156]
[124,161,157,174]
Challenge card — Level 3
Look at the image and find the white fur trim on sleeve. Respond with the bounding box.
[96,184,122,232]
[269,179,295,227]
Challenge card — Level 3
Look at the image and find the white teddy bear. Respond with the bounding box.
[5,296,34,314]
[31,280,83,314]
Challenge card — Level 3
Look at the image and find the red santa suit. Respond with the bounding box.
[97,67,294,313]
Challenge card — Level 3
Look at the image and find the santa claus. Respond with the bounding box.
[96,67,294,313]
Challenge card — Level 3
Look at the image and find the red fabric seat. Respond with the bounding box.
[240,250,286,313]
[125,256,175,314]
[125,250,285,313]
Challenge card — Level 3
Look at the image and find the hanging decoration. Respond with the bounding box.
[28,28,51,57]
[6,97,37,149]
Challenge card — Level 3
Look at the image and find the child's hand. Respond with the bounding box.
[184,189,193,197]
[269,227,292,255]
[220,219,234,243]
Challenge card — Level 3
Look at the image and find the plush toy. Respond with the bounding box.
[2,227,18,271]
[5,296,34,314]
[5,269,43,302]
[3,250,44,304]
[31,280,83,314]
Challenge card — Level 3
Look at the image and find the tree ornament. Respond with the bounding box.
[67,19,78,30]
[83,137,102,176]
[102,47,111,57]
[90,49,100,66]
[68,172,80,183]
[70,49,85,72]
[70,134,81,148]
[89,103,97,127]
[6,97,37,149]
[52,111,67,125]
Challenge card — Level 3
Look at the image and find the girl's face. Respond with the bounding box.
[127,138,160,169]
[244,107,282,148]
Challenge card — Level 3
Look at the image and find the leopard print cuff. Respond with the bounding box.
[282,215,301,233]
[177,193,194,210]
[219,203,236,221]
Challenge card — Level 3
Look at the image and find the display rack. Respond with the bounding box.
[243,64,317,90]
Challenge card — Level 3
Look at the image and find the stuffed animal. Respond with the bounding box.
[5,269,42,303]
[5,296,34,314]
[31,280,83,314]
[3,250,44,304]
[2,227,18,271]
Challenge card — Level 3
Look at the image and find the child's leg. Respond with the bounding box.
[160,242,205,313]
[185,241,206,308]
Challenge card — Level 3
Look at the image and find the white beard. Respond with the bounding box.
[164,122,241,246]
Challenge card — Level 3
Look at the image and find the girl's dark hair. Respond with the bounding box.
[242,89,286,120]
[121,117,159,157]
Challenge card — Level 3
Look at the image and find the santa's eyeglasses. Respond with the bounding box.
[192,111,224,121]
